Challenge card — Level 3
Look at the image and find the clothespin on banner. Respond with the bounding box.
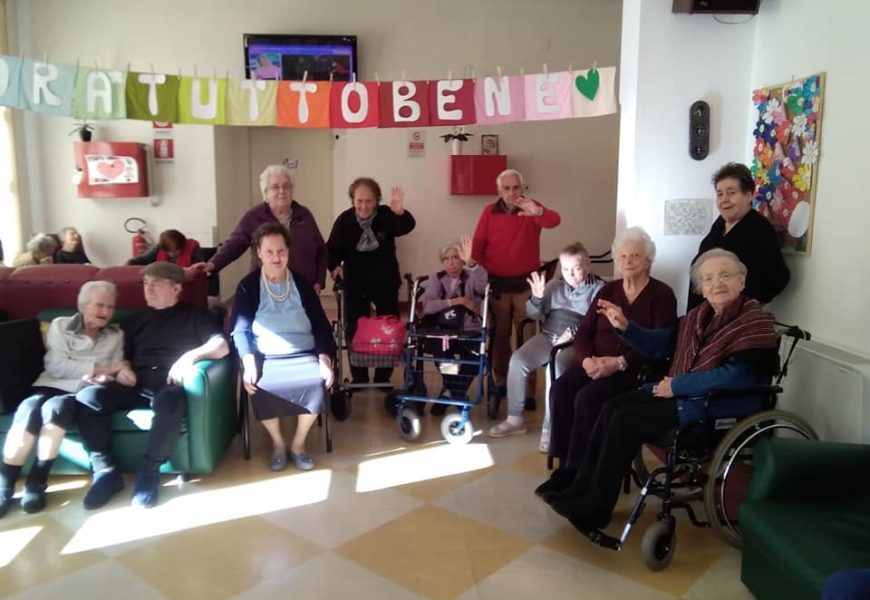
[177,67,181,78]
[496,65,502,79]
[520,66,525,77]
[150,63,155,75]
[592,60,598,71]
[447,68,452,81]
[400,69,406,82]
[42,51,48,65]
[193,65,198,78]
[302,70,308,83]
[94,56,101,70]
[351,72,357,84]
[375,72,381,86]
[568,62,573,73]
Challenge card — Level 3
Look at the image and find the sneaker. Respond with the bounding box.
[487,420,528,438]
[269,453,288,472]
[83,469,124,510]
[539,427,551,454]
[21,484,47,514]
[289,452,314,471]
[131,471,161,508]
[524,397,537,412]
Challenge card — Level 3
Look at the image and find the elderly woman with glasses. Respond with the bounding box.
[193,163,328,292]
[544,248,779,532]
[414,235,488,415]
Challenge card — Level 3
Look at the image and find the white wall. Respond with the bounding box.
[618,0,758,310]
[10,0,623,293]
[751,0,870,356]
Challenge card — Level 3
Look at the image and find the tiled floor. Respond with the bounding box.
[0,383,755,599]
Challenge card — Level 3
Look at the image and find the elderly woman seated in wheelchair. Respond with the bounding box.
[231,223,336,473]
[541,248,780,535]
[414,235,488,415]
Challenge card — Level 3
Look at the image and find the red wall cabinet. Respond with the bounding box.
[74,141,150,198]
[449,155,507,195]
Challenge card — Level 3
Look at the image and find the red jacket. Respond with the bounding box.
[471,199,560,278]
[157,238,199,267]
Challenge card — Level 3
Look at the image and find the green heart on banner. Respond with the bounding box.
[575,68,600,101]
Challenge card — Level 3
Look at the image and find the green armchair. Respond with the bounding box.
[0,316,237,476]
[740,437,870,600]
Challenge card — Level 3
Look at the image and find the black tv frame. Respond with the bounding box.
[243,33,358,82]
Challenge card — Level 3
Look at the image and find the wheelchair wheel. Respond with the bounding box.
[703,409,817,548]
[441,414,473,445]
[641,518,676,571]
[397,408,422,442]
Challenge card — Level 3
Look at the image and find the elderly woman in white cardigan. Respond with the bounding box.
[0,281,125,517]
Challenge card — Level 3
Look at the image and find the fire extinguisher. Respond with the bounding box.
[124,217,151,257]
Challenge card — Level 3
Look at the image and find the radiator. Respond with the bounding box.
[778,339,870,444]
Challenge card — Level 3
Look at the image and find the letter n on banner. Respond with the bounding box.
[523,71,573,121]
[428,79,475,126]
[473,75,524,124]
[277,81,331,128]
[379,80,429,128]
[329,81,379,128]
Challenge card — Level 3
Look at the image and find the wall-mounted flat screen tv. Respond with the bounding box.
[243,33,358,82]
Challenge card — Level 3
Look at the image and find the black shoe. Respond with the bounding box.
[384,392,399,417]
[534,467,576,499]
[430,402,448,417]
[0,487,13,518]
[83,469,124,510]
[21,484,47,514]
[131,470,161,508]
[523,397,537,412]
[492,385,507,399]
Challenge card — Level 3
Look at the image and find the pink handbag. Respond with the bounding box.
[351,316,406,355]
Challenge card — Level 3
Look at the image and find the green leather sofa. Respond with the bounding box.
[740,437,870,600]
[0,311,237,477]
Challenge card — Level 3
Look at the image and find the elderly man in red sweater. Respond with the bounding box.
[472,169,561,408]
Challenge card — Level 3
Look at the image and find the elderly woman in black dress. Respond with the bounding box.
[231,223,336,472]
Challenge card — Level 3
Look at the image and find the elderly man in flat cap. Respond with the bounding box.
[75,262,229,509]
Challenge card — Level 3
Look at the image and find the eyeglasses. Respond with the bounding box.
[267,184,292,193]
[441,254,462,262]
[700,272,740,286]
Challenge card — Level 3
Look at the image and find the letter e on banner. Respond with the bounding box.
[429,79,476,126]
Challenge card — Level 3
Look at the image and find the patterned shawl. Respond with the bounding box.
[668,294,776,377]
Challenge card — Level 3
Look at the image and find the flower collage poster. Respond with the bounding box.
[750,73,825,254]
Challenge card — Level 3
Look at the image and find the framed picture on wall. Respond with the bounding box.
[481,134,499,155]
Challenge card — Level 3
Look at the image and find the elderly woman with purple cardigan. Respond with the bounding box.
[194,164,328,292]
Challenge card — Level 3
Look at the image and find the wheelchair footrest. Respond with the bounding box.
[588,529,622,551]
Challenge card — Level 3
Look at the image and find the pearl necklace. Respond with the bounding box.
[262,269,291,302]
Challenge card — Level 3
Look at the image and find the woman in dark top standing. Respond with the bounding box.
[538,227,676,495]
[687,162,789,310]
[327,177,415,391]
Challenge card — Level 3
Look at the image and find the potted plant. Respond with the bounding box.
[440,126,474,155]
[69,121,95,142]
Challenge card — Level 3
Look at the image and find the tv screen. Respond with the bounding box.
[243,33,358,82]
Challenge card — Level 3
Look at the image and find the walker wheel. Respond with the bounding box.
[398,408,422,442]
[440,414,473,445]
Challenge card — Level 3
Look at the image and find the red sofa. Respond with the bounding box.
[0,263,207,319]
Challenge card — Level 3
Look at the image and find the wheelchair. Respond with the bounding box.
[550,322,818,571]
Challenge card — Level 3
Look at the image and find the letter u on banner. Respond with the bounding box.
[473,75,524,124]
[277,81,331,128]
[379,80,429,128]
[330,81,379,128]
[523,71,573,121]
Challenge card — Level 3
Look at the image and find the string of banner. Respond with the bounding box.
[0,55,617,128]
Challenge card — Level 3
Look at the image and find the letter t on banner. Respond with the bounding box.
[277,80,331,128]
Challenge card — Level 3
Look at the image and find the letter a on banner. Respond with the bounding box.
[379,80,430,128]
[125,72,180,122]
[0,55,22,108]
[523,71,573,121]
[74,68,126,119]
[329,81,379,128]
[428,79,476,126]
[277,80,331,128]
[473,75,524,124]
[178,76,227,124]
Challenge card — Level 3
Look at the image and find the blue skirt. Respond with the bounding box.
[251,353,326,420]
